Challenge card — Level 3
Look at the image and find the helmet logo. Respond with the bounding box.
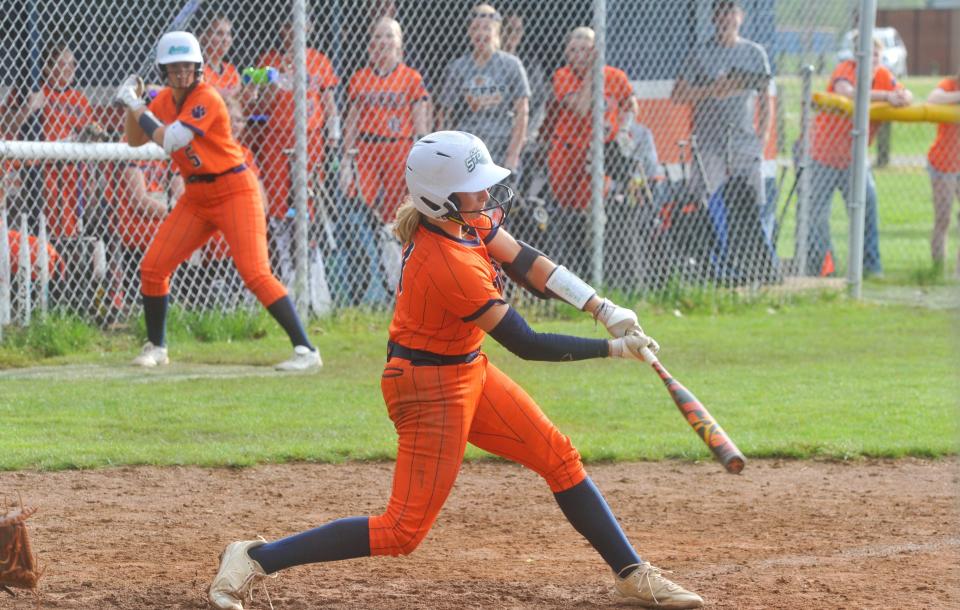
[464,146,487,173]
[169,45,192,55]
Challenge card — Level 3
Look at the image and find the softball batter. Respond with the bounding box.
[209,131,703,609]
[115,31,321,371]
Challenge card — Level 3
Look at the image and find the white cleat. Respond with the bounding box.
[208,539,269,610]
[614,562,704,608]
[275,345,322,372]
[131,342,169,367]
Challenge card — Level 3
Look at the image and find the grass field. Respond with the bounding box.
[1,299,956,470]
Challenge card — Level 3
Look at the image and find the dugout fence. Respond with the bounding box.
[0,0,955,331]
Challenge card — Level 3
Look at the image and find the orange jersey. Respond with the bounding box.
[348,63,428,139]
[40,85,91,141]
[928,77,959,173]
[106,159,172,250]
[6,230,63,280]
[389,221,503,356]
[257,48,338,138]
[550,65,632,147]
[203,61,241,96]
[148,82,245,179]
[811,60,902,169]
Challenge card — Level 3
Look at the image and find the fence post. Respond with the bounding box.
[848,0,878,300]
[794,64,815,277]
[18,215,31,326]
[37,213,48,317]
[589,0,607,287]
[0,205,10,338]
[291,0,310,319]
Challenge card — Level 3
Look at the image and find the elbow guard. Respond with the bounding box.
[500,241,551,299]
[544,265,596,310]
[163,121,195,153]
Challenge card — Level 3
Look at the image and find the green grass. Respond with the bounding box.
[1,300,956,470]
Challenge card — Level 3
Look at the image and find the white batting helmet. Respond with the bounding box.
[405,131,512,224]
[156,31,203,76]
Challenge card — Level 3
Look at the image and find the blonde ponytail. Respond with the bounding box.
[393,197,422,244]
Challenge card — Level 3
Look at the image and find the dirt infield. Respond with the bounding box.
[2,459,957,609]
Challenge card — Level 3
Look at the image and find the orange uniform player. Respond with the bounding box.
[105,157,175,306]
[200,14,241,98]
[548,60,633,210]
[209,131,704,610]
[255,28,339,221]
[926,74,960,274]
[341,17,429,224]
[115,30,321,371]
[803,42,913,277]
[6,230,64,280]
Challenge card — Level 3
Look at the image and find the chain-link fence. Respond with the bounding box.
[1,0,956,329]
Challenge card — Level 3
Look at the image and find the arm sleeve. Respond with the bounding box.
[489,307,608,361]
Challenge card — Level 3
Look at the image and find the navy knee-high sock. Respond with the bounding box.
[266,296,314,349]
[142,295,168,347]
[248,517,370,574]
[554,477,641,576]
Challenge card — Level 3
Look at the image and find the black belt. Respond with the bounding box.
[186,164,247,183]
[387,341,480,366]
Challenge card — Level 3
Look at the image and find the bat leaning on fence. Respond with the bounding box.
[639,346,746,474]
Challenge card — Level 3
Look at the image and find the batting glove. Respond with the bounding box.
[113,75,145,111]
[609,332,659,360]
[594,298,642,338]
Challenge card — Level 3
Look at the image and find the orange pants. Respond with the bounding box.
[355,139,409,224]
[140,168,287,306]
[369,353,586,557]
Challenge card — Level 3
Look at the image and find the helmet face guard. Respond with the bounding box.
[452,182,515,231]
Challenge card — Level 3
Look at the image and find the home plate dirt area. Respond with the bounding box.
[2,458,957,609]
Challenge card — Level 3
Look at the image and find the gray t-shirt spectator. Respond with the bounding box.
[679,37,771,166]
[438,50,531,159]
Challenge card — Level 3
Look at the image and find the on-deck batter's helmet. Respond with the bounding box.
[405,131,514,227]
[156,31,204,79]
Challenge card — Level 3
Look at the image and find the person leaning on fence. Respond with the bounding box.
[545,26,636,278]
[800,36,912,278]
[926,71,960,279]
[208,130,704,610]
[113,31,321,371]
[5,229,64,284]
[2,40,95,239]
[199,13,241,98]
[336,16,429,305]
[436,4,530,172]
[670,0,778,284]
[251,16,340,288]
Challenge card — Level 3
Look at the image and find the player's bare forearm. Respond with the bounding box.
[124,109,150,147]
[505,98,529,168]
[412,100,429,137]
[341,105,360,154]
[125,106,166,147]
[758,91,772,148]
[928,89,960,105]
